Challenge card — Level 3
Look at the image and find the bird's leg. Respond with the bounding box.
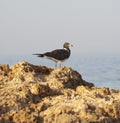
[60,62,62,68]
[55,62,57,69]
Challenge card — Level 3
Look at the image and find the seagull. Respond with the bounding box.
[33,42,73,68]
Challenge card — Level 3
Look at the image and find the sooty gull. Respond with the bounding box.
[33,42,73,68]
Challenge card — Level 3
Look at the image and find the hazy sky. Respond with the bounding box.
[0,0,120,56]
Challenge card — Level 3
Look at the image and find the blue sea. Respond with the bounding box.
[1,53,120,90]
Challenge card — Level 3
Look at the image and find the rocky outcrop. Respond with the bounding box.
[0,61,120,123]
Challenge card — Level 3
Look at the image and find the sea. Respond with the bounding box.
[1,53,120,90]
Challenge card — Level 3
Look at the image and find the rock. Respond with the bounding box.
[0,61,120,123]
[0,64,11,82]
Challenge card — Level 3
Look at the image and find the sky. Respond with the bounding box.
[0,0,120,56]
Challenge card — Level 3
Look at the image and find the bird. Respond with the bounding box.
[33,42,73,68]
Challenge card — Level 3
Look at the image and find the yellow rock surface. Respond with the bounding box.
[0,61,120,123]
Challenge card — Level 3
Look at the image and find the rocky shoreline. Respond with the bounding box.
[0,61,120,123]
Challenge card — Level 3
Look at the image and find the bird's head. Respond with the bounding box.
[63,42,73,49]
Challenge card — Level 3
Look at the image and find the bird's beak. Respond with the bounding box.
[70,44,73,47]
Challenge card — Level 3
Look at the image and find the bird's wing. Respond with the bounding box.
[44,49,70,60]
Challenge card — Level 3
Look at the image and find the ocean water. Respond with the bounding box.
[1,53,120,90]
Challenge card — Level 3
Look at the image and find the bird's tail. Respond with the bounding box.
[32,54,44,57]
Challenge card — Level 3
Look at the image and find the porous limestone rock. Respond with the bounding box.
[0,61,120,123]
